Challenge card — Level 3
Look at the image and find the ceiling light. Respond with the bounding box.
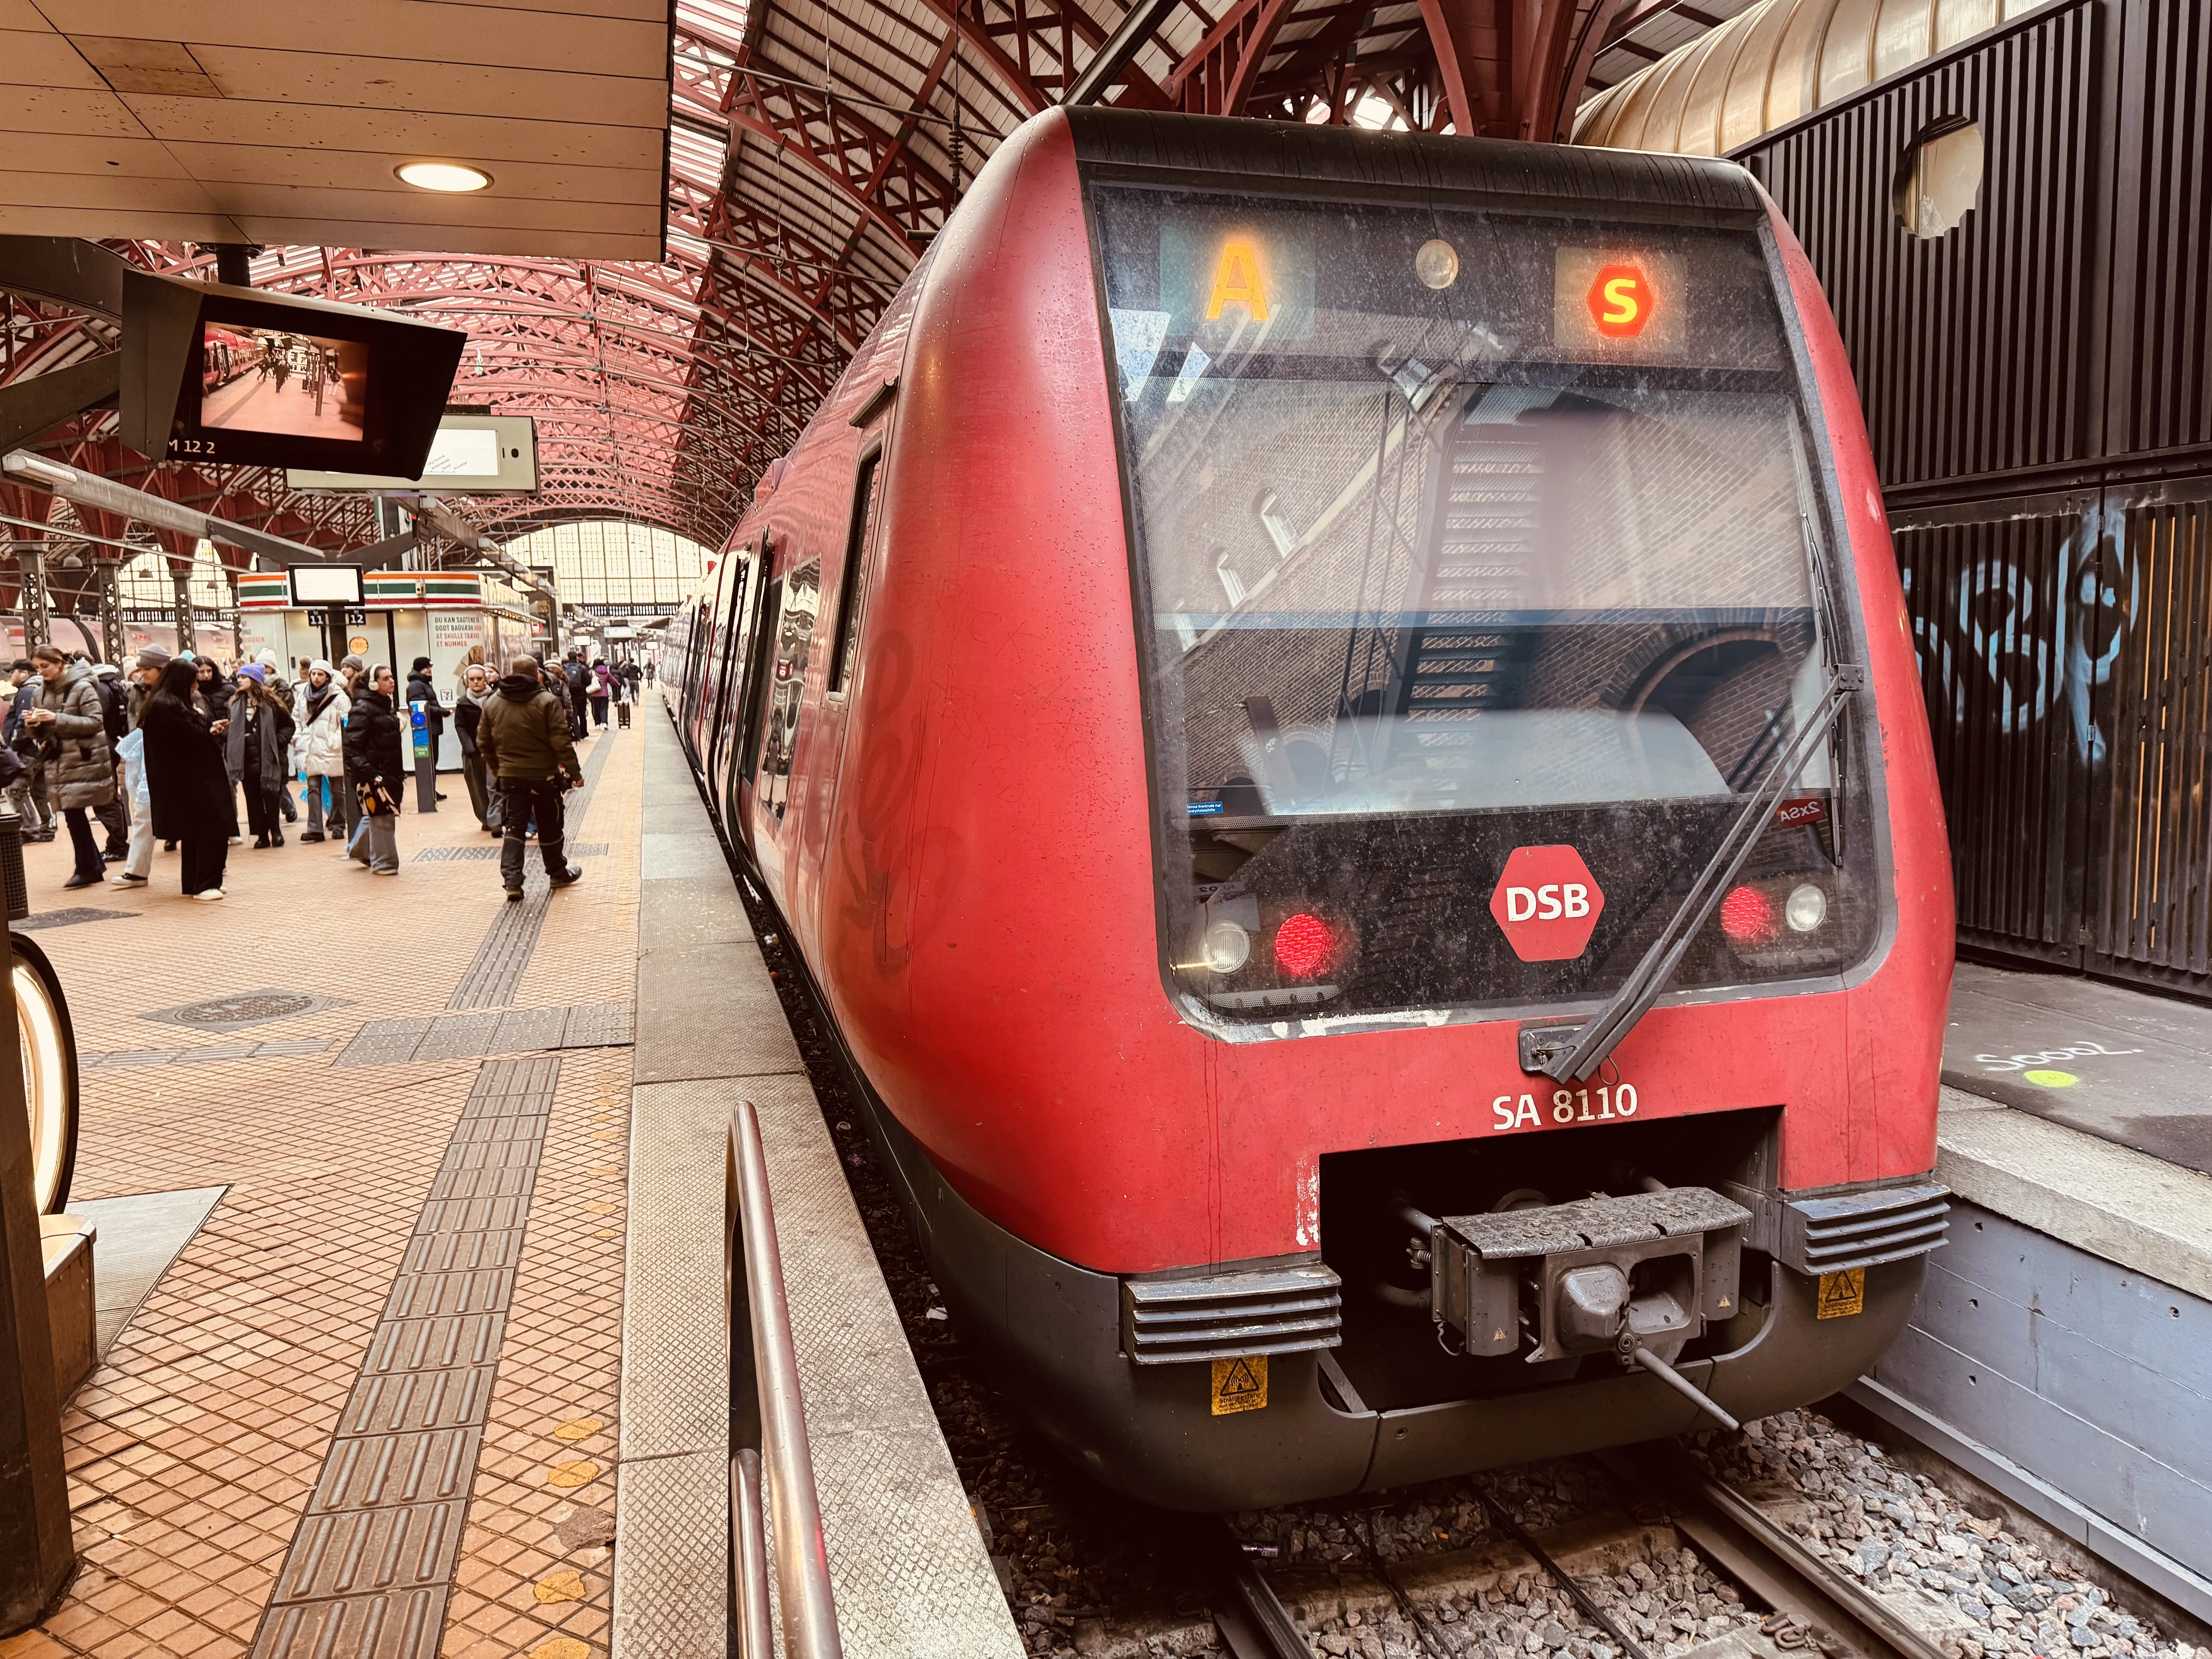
[397,161,492,193]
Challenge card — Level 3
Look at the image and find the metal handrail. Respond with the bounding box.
[728,1100,843,1659]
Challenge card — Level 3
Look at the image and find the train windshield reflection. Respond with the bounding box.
[1090,190,1832,825]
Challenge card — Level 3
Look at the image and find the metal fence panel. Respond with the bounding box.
[2091,488,2212,984]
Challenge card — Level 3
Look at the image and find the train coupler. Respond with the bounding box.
[1429,1186,1750,1362]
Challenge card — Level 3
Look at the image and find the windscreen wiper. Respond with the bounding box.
[1522,663,1863,1084]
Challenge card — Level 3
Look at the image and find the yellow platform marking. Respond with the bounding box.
[548,1459,600,1488]
[554,1417,603,1442]
[1210,1355,1268,1415]
[2023,1068,2078,1087]
[1817,1267,1866,1319]
[531,1640,591,1659]
[534,1570,588,1604]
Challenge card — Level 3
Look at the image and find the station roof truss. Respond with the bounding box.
[2,0,1648,568]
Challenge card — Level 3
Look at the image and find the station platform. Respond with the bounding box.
[1850,960,2212,1631]
[0,696,1013,1659]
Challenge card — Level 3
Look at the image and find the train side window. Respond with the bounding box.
[704,552,751,771]
[827,448,883,698]
[755,562,821,824]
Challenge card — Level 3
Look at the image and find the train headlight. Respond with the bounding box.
[1202,920,1252,974]
[1784,883,1828,933]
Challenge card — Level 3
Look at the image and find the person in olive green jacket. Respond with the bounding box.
[476,655,585,902]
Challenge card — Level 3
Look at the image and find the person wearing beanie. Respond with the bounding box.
[289,659,348,842]
[226,661,295,848]
[253,651,298,824]
[403,656,447,812]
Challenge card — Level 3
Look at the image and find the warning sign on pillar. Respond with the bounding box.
[1209,1354,1269,1415]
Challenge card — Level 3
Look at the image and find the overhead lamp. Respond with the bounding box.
[396,161,493,193]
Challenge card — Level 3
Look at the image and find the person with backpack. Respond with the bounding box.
[477,655,585,901]
[562,651,592,737]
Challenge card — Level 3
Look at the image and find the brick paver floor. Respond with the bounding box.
[1,713,646,1659]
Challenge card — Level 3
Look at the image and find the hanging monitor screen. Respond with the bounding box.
[122,270,465,475]
[288,564,366,608]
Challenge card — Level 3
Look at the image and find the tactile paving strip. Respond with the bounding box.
[246,1055,562,1659]
[333,1002,635,1067]
[449,744,615,1011]
[413,842,609,863]
[80,1036,335,1069]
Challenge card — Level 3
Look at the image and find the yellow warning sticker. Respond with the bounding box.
[1210,1354,1269,1415]
[1817,1267,1866,1319]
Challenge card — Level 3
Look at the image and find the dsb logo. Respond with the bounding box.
[1489,845,1606,962]
[1501,883,1592,922]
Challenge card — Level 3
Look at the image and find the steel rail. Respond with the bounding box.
[728,1100,844,1659]
[1600,1442,1954,1659]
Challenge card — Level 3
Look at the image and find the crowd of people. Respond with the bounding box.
[0,641,647,903]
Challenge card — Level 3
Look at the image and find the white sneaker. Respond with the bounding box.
[371,867,397,877]
[190,888,225,901]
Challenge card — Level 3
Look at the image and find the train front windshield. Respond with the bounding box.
[1088,185,1881,1029]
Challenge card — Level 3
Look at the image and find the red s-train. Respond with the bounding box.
[672,109,1954,1510]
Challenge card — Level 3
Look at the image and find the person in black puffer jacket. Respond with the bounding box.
[341,664,405,874]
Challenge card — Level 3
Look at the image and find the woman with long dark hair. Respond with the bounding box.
[342,663,404,874]
[140,656,236,899]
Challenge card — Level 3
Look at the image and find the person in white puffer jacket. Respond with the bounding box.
[289,659,349,843]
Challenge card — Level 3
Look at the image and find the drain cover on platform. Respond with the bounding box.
[142,989,351,1033]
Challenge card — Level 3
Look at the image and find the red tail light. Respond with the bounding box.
[1719,884,1776,945]
[1274,912,1336,977]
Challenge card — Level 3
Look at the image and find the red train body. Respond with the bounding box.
[673,109,1954,1510]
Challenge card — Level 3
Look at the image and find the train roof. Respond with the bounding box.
[1061,106,1766,222]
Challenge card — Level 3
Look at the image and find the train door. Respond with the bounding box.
[790,437,889,954]
[702,547,754,819]
[730,542,781,837]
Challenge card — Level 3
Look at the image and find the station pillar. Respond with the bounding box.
[172,567,196,656]
[0,939,73,1630]
[17,548,49,651]
[93,558,123,667]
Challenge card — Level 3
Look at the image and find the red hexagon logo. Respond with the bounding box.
[1489,845,1605,962]
[1586,263,1654,338]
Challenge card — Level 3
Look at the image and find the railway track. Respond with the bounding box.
[1217,1440,1956,1659]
